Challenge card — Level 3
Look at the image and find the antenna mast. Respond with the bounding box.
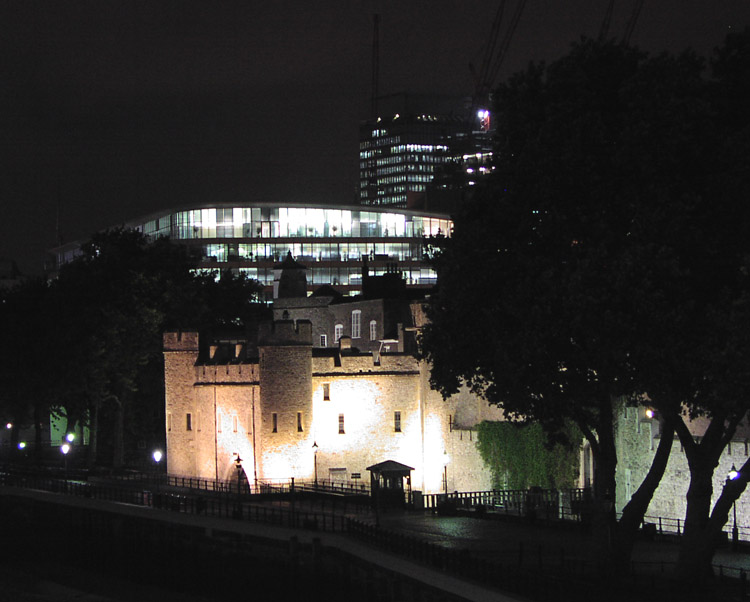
[371,13,380,119]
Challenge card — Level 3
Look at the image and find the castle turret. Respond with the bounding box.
[274,251,307,299]
[257,320,313,478]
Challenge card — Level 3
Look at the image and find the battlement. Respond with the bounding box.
[258,319,312,347]
[312,351,419,374]
[163,331,199,352]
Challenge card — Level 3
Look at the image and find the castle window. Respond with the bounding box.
[323,383,330,400]
[272,413,278,433]
[196,412,202,432]
[394,411,401,433]
[334,324,343,342]
[338,414,345,434]
[232,415,238,433]
[217,411,223,433]
[186,413,193,431]
[320,334,328,347]
[167,413,172,432]
[297,412,304,432]
[352,311,361,339]
[370,320,377,341]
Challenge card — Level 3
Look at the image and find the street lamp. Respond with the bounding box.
[61,443,70,478]
[729,464,740,550]
[65,433,75,443]
[443,450,450,496]
[312,441,319,489]
[234,454,243,518]
[153,450,163,494]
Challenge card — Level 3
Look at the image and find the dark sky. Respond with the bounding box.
[2,1,749,275]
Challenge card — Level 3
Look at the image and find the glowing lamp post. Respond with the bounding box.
[729,465,740,550]
[61,443,70,478]
[234,454,243,518]
[153,450,163,494]
[443,451,450,496]
[312,441,319,489]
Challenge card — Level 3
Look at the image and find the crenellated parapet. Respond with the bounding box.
[258,319,312,347]
[163,331,199,352]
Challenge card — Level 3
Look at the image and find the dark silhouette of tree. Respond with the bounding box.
[422,34,750,579]
[2,229,264,468]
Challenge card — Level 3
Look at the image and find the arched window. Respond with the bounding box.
[334,324,343,342]
[370,320,377,341]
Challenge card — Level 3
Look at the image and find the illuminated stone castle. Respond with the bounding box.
[163,315,499,494]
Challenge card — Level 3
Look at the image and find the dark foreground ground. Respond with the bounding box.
[1,487,748,602]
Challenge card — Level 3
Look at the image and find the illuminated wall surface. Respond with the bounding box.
[53,203,452,295]
[163,323,499,494]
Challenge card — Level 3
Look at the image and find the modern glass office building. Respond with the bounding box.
[51,203,452,296]
[359,107,494,209]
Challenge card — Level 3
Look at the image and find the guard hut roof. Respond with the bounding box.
[366,460,415,477]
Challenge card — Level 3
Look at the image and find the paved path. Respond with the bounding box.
[0,487,526,602]
[4,484,750,601]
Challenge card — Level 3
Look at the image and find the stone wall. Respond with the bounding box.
[163,325,496,494]
[615,406,750,529]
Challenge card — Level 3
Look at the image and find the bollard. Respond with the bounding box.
[741,569,746,600]
[312,537,321,569]
[289,535,299,566]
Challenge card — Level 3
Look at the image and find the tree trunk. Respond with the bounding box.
[33,404,43,461]
[613,421,675,569]
[675,463,716,583]
[589,397,619,574]
[88,400,99,468]
[112,395,125,469]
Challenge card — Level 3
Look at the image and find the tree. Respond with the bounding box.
[421,37,748,577]
[637,28,750,582]
[46,229,264,467]
[0,278,56,456]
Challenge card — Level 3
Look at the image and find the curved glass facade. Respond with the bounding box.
[57,203,452,296]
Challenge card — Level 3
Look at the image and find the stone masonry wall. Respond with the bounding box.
[164,328,497,494]
[616,406,750,530]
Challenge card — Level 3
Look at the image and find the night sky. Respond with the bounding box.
[2,1,749,275]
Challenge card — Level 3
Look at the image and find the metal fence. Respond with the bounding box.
[1,471,748,601]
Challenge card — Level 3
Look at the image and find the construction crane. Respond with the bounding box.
[600,0,646,45]
[469,0,527,116]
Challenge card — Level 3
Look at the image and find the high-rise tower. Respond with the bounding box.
[358,94,493,210]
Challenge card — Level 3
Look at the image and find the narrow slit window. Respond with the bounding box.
[272,413,278,433]
[186,413,193,431]
[232,415,239,433]
[167,413,173,432]
[323,383,330,401]
[338,414,345,434]
[394,411,401,433]
[297,412,303,432]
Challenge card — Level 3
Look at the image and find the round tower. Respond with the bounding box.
[274,251,307,299]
